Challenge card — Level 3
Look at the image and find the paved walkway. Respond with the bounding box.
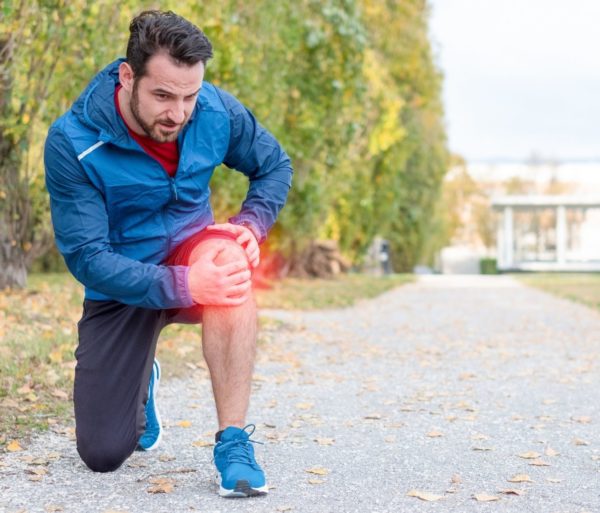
[1,275,599,513]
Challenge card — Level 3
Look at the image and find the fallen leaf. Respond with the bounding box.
[295,402,313,411]
[518,451,540,459]
[277,507,293,512]
[529,459,551,467]
[572,416,592,424]
[159,454,175,462]
[451,474,462,484]
[308,478,324,484]
[407,490,443,502]
[305,467,329,476]
[508,474,532,483]
[177,420,192,428]
[192,440,213,448]
[473,493,500,502]
[364,413,381,420]
[546,478,561,483]
[545,447,559,457]
[427,430,444,438]
[313,438,335,446]
[472,446,493,451]
[499,489,525,496]
[6,440,23,452]
[51,389,68,400]
[26,467,48,476]
[384,436,396,443]
[147,477,175,494]
[45,506,63,512]
[573,438,589,446]
[29,475,43,482]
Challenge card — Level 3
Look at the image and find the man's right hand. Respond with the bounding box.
[187,246,252,306]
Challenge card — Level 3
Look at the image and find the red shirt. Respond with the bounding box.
[114,85,179,177]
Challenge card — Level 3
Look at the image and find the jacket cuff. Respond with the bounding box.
[177,265,196,307]
[228,215,266,244]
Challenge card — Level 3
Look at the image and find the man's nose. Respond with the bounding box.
[168,101,186,123]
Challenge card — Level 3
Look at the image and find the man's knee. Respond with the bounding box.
[190,237,248,268]
[77,434,135,473]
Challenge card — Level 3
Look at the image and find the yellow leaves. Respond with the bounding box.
[473,493,499,502]
[147,477,175,494]
[426,430,444,438]
[295,402,313,411]
[508,474,532,483]
[499,489,525,496]
[518,451,540,459]
[313,437,335,446]
[406,490,443,502]
[191,440,213,448]
[6,440,24,452]
[572,415,592,424]
[177,420,192,428]
[305,467,329,476]
[572,438,589,446]
[308,478,324,485]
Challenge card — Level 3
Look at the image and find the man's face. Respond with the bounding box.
[129,53,204,143]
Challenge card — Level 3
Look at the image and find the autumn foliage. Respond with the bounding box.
[0,0,447,286]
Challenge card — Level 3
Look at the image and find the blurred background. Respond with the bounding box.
[1,0,599,288]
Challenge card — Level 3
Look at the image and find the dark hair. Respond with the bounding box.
[126,10,213,77]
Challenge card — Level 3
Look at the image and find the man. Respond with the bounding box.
[44,10,292,498]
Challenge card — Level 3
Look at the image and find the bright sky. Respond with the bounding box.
[429,0,600,163]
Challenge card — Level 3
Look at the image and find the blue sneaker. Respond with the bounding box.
[138,359,162,451]
[213,424,268,498]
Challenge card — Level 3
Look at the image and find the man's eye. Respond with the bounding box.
[156,94,169,100]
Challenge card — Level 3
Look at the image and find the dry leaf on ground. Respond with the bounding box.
[177,420,192,428]
[305,467,329,476]
[508,474,532,483]
[529,459,551,466]
[147,477,175,494]
[427,430,444,438]
[518,451,540,459]
[6,440,23,452]
[313,438,335,446]
[499,489,525,496]
[473,493,500,502]
[573,438,589,446]
[192,440,212,448]
[406,490,443,501]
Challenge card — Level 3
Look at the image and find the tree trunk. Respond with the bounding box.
[0,227,27,288]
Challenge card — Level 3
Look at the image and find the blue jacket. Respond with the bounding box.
[44,59,292,309]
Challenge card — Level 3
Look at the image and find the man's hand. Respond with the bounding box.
[187,245,252,306]
[206,223,260,268]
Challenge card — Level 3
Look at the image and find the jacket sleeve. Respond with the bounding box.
[217,88,293,243]
[44,127,195,309]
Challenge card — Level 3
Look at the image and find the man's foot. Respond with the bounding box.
[213,424,268,498]
[138,359,162,451]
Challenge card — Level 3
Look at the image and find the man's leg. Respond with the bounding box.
[189,238,257,429]
[74,300,164,472]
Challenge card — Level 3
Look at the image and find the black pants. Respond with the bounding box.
[74,300,201,472]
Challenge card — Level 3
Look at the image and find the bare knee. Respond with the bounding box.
[189,237,248,268]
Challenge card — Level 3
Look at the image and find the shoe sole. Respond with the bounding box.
[138,360,162,451]
[219,480,269,498]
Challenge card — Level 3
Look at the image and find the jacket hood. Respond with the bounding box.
[71,58,126,143]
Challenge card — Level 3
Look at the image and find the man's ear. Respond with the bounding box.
[119,62,135,93]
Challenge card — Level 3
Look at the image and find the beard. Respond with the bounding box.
[130,81,184,143]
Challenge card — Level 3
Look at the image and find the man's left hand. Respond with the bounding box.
[206,223,260,268]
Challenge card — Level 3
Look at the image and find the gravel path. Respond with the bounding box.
[1,275,599,513]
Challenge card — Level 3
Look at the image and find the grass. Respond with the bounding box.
[0,271,412,446]
[516,273,600,312]
[255,273,414,310]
